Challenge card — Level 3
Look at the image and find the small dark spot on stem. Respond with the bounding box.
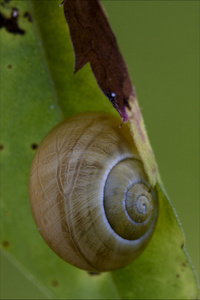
[31,143,38,150]
[182,262,186,267]
[181,242,184,249]
[2,240,10,248]
[7,64,12,69]
[176,273,180,278]
[88,271,101,276]
[51,279,59,287]
[0,144,4,150]
[0,8,25,35]
[23,11,32,22]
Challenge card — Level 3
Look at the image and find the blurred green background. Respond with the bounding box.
[1,0,199,298]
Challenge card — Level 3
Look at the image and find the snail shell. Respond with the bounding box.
[29,113,157,272]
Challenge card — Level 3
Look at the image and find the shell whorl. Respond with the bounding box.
[29,112,157,272]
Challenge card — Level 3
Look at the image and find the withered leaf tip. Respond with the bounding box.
[63,0,134,122]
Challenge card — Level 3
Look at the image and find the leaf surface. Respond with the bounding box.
[1,0,199,299]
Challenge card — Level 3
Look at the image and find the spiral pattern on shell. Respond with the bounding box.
[29,113,157,272]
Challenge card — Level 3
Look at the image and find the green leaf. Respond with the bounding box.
[1,0,199,299]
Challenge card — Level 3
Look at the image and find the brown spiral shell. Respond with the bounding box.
[29,113,157,272]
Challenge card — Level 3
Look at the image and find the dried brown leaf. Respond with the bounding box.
[63,0,134,122]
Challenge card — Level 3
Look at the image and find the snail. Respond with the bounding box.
[29,112,158,272]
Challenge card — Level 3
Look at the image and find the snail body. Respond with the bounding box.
[29,113,157,272]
